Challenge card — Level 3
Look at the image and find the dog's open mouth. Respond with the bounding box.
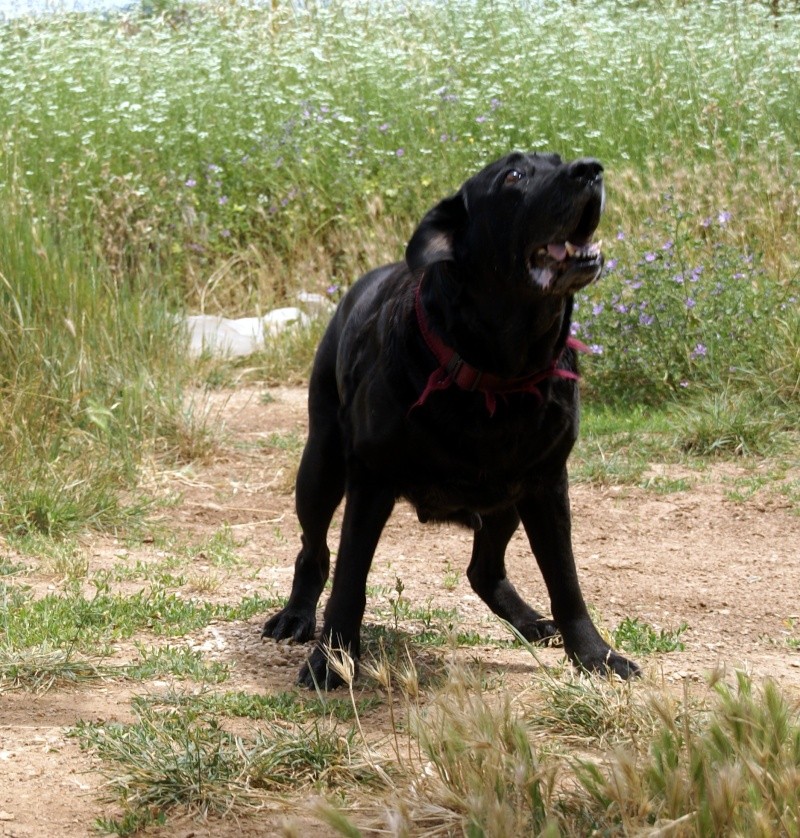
[528,239,603,294]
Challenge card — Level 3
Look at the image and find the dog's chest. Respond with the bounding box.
[394,417,565,516]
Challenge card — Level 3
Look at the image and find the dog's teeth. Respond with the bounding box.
[565,240,602,260]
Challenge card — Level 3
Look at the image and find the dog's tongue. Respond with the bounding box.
[547,243,567,262]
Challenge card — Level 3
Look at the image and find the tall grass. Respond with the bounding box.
[0,197,205,535]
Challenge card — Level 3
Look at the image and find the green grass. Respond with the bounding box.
[124,645,230,683]
[133,689,380,723]
[0,639,230,692]
[0,579,279,652]
[63,643,800,836]
[73,701,383,834]
[0,646,114,692]
[572,404,675,486]
[0,200,216,537]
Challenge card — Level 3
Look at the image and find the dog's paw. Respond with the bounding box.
[261,607,316,643]
[297,645,358,691]
[574,648,642,680]
[519,617,560,645]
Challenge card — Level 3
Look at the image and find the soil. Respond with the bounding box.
[1,386,798,837]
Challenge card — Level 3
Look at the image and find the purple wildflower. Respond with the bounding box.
[378,122,390,133]
[639,313,654,327]
[718,210,732,225]
[616,231,625,241]
[644,252,657,263]
[185,178,196,188]
[396,148,405,158]
[589,344,604,355]
[685,298,696,309]
[592,303,604,316]
[691,343,707,359]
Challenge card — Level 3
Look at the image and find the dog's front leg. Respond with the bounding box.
[517,474,640,679]
[467,505,559,643]
[299,474,395,690]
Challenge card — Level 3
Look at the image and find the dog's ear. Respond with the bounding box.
[406,192,467,272]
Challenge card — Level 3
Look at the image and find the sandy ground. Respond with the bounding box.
[1,386,798,836]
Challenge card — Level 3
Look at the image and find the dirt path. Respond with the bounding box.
[1,386,798,836]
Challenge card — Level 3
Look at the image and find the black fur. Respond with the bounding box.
[263,152,640,688]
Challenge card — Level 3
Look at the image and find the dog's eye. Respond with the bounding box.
[503,169,526,186]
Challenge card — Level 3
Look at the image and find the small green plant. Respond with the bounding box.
[10,533,89,582]
[124,645,229,684]
[0,558,26,577]
[640,475,692,494]
[264,430,305,453]
[134,689,379,723]
[442,560,460,591]
[612,617,689,654]
[0,644,112,692]
[389,575,406,632]
[74,701,380,831]
[784,618,800,650]
[0,579,279,652]
[73,705,261,822]
[183,524,243,567]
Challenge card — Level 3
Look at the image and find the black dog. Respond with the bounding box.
[263,151,640,688]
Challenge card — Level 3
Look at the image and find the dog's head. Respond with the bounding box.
[407,152,605,297]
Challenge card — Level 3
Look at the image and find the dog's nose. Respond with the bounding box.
[567,158,604,184]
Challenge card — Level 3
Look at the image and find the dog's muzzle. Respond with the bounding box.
[528,238,604,294]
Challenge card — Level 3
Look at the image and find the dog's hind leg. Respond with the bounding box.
[467,506,559,643]
[517,473,641,679]
[262,376,345,645]
[299,468,395,689]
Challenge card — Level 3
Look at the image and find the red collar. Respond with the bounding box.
[410,278,586,417]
